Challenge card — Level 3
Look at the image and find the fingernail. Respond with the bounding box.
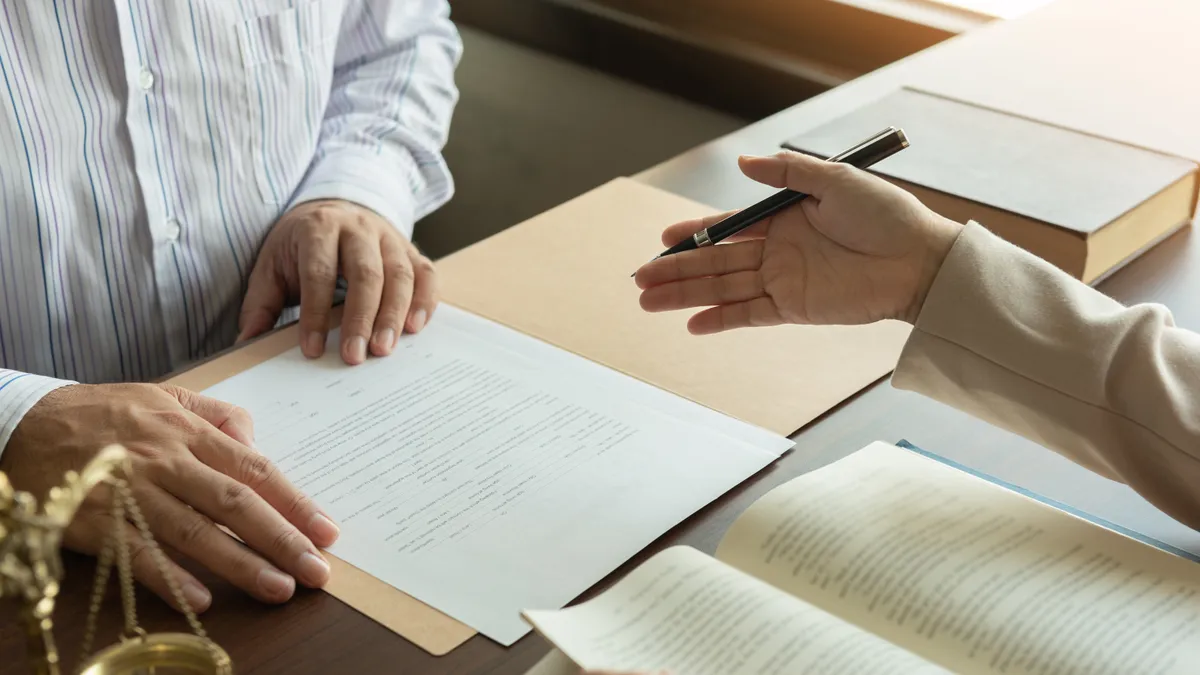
[183,581,212,612]
[345,336,367,363]
[371,328,394,354]
[411,309,427,333]
[297,552,331,587]
[257,567,295,600]
[309,512,340,545]
[304,332,324,358]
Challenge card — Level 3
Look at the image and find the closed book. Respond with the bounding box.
[783,87,1200,284]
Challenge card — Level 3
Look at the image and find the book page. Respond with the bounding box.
[716,442,1200,674]
[524,546,948,674]
[202,305,788,645]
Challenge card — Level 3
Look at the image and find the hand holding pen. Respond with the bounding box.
[635,127,909,270]
[633,130,966,333]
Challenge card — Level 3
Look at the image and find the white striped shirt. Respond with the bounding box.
[0,0,460,451]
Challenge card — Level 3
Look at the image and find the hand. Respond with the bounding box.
[2,383,340,612]
[239,199,438,364]
[634,151,963,333]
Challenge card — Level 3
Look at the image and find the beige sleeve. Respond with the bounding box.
[893,222,1200,531]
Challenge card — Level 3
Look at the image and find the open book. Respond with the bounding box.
[523,442,1200,674]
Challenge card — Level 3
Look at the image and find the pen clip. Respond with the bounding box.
[824,126,905,164]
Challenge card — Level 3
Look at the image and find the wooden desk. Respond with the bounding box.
[4,2,1199,674]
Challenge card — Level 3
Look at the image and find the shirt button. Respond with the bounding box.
[138,67,154,91]
[164,219,181,242]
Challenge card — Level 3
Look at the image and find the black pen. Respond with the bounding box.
[634,126,910,274]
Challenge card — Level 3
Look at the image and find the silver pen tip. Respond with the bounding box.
[631,255,660,277]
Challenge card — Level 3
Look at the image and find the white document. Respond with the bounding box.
[204,305,792,644]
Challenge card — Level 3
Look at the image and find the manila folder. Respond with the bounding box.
[439,177,910,436]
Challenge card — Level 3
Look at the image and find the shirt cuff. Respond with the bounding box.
[893,219,1079,392]
[288,149,421,240]
[0,370,75,459]
[893,221,989,390]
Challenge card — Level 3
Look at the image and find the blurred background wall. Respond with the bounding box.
[416,0,995,258]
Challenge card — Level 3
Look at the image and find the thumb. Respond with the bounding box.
[738,150,844,197]
[160,384,256,448]
[238,261,287,342]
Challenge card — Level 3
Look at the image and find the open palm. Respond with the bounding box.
[635,152,960,334]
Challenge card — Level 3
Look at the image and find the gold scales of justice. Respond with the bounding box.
[0,445,232,674]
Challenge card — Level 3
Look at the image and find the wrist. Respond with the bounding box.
[902,214,963,324]
[0,374,77,465]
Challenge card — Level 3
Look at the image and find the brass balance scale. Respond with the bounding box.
[0,445,232,675]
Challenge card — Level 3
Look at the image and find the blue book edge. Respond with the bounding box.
[895,439,1200,564]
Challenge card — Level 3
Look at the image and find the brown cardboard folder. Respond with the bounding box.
[167,177,908,655]
[437,178,910,436]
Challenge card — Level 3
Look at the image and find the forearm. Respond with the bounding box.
[894,223,1200,529]
[0,369,73,459]
[289,0,461,239]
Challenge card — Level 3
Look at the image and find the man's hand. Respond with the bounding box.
[2,384,340,612]
[238,199,439,364]
[635,151,963,333]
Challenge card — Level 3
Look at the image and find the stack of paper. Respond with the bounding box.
[204,306,792,644]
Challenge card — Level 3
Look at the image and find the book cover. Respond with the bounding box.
[783,87,1197,235]
[896,439,1200,564]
